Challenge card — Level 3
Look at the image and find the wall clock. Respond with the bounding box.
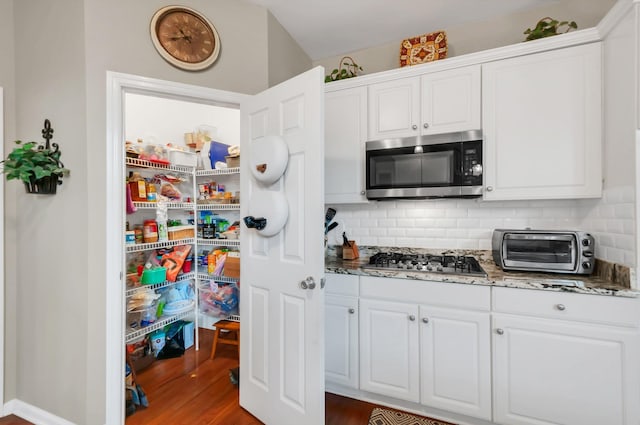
[150,6,221,71]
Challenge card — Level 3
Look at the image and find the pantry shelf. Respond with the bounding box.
[125,309,193,343]
[197,238,240,247]
[133,201,195,209]
[196,167,240,177]
[196,204,240,211]
[125,272,195,297]
[197,273,239,284]
[126,238,195,253]
[126,157,194,175]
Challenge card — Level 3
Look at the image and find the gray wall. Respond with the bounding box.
[12,1,88,422]
[267,11,313,87]
[0,0,17,404]
[313,0,616,75]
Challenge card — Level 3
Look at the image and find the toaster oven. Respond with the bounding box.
[492,229,594,275]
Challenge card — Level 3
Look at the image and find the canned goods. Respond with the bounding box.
[143,219,158,243]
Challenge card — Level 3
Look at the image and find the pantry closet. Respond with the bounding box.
[119,84,243,423]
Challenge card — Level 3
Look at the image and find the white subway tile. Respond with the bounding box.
[396,237,416,246]
[515,208,543,218]
[415,218,437,228]
[502,218,529,229]
[369,227,388,237]
[614,204,634,219]
[479,239,492,250]
[435,218,457,228]
[369,209,388,218]
[456,239,479,249]
[468,229,492,239]
[597,205,615,218]
[624,251,636,267]
[386,208,407,218]
[606,248,626,265]
[422,228,447,238]
[360,218,378,227]
[397,218,416,227]
[615,235,635,251]
[377,219,397,227]
[446,209,468,218]
[606,220,625,234]
[468,209,498,218]
[456,218,482,228]
[479,218,504,228]
[352,228,370,237]
[377,237,396,246]
[388,228,406,237]
[446,229,468,239]
[620,186,635,203]
[360,236,378,246]
[623,220,635,234]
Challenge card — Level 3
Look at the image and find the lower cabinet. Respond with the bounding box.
[359,298,420,402]
[420,305,492,420]
[324,274,359,389]
[492,287,640,425]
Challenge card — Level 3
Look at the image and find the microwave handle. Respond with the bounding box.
[504,234,574,242]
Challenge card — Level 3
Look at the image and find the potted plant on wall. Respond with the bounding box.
[1,120,69,194]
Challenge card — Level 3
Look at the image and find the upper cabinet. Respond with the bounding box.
[482,42,603,201]
[368,64,481,140]
[325,86,368,204]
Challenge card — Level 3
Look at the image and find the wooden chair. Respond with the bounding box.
[210,320,240,359]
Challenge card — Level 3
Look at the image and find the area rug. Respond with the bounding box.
[368,407,455,425]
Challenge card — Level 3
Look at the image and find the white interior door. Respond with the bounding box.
[239,67,325,425]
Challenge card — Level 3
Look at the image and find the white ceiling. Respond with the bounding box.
[247,0,556,60]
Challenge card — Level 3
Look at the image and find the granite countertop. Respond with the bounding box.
[325,246,639,298]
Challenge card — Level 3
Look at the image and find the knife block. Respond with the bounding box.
[342,241,359,260]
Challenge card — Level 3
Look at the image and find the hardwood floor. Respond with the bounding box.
[125,327,381,425]
[0,328,400,425]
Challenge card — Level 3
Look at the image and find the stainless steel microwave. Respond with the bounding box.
[365,130,483,200]
[492,229,595,275]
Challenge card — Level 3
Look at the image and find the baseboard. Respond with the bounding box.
[4,399,76,425]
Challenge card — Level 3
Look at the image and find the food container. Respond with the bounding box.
[167,149,197,167]
[141,267,167,285]
[168,225,195,240]
[125,231,136,245]
[225,155,240,168]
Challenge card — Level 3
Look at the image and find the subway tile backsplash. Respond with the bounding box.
[328,185,636,268]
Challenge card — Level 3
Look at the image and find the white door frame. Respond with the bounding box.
[0,87,5,415]
[105,72,247,424]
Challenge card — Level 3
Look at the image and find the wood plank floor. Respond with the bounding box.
[125,327,380,425]
[0,328,420,425]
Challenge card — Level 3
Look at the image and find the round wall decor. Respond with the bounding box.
[150,6,221,71]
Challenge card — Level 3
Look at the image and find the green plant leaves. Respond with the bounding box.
[325,56,363,82]
[1,139,69,185]
[524,17,578,41]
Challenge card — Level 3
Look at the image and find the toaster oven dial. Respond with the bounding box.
[582,261,592,269]
[581,238,592,246]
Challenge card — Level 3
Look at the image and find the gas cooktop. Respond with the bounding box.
[363,252,487,277]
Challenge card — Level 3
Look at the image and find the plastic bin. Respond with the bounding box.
[209,142,230,168]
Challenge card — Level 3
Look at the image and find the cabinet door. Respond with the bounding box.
[419,306,491,420]
[421,65,481,135]
[368,77,421,140]
[325,294,358,388]
[359,298,419,402]
[493,314,640,425]
[325,87,368,203]
[482,43,602,200]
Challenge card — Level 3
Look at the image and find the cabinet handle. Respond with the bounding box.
[360,190,365,195]
[409,315,416,321]
[348,308,355,314]
[555,304,566,311]
[412,125,418,130]
[423,123,429,129]
[422,317,429,324]
[486,186,493,192]
[496,328,504,335]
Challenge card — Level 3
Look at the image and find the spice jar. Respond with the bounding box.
[143,219,158,243]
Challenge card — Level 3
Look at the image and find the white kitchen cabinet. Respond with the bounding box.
[368,65,481,140]
[325,87,368,203]
[359,298,420,402]
[324,274,359,389]
[419,305,491,420]
[492,287,640,425]
[420,65,481,135]
[482,42,603,200]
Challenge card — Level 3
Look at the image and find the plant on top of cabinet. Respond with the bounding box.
[325,56,364,83]
[524,17,577,41]
[0,119,69,194]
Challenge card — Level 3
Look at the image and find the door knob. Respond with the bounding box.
[305,276,316,290]
[300,280,308,290]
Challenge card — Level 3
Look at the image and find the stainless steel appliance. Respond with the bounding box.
[363,252,487,277]
[365,130,482,200]
[492,229,595,274]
